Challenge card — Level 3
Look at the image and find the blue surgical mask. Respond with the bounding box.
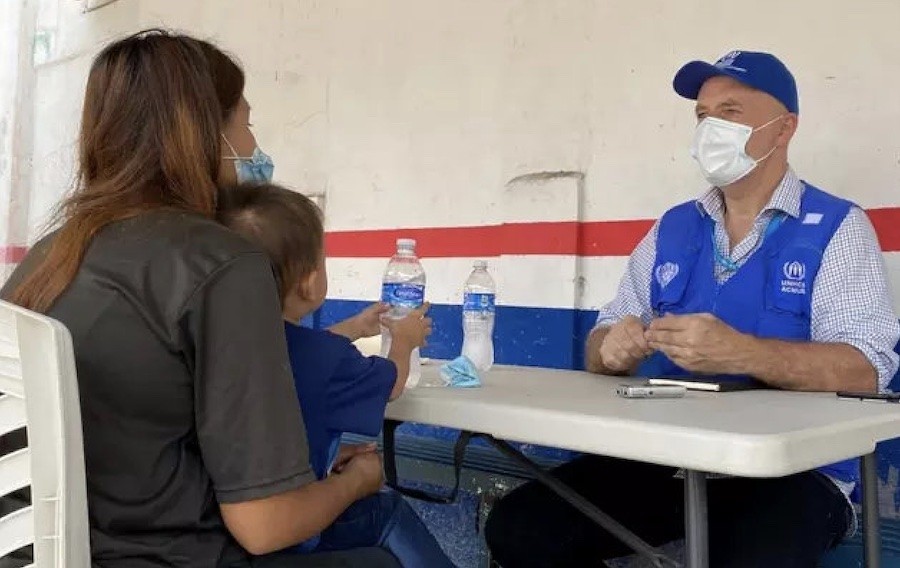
[223,136,275,184]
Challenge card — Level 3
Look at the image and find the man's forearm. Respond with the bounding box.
[735,336,877,392]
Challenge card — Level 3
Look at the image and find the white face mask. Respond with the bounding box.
[690,115,783,187]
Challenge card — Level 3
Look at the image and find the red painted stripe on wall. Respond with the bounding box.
[325,207,900,258]
[578,219,655,257]
[3,207,898,263]
[869,208,900,253]
[0,246,27,264]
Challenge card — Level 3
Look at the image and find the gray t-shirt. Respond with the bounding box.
[1,211,316,567]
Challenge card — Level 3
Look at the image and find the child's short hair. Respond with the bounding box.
[217,183,323,302]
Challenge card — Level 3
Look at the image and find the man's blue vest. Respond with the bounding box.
[638,183,859,497]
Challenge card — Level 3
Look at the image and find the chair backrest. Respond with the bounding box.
[0,300,89,567]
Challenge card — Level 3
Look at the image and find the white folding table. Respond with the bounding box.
[385,363,900,568]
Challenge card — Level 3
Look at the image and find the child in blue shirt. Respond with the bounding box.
[218,183,454,568]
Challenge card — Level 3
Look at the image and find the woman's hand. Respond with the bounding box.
[331,442,377,474]
[338,450,385,500]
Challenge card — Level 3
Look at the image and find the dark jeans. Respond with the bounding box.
[485,455,852,568]
[311,490,454,568]
[249,549,400,568]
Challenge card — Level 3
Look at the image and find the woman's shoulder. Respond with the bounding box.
[0,232,56,300]
[2,210,271,307]
[95,209,264,271]
[125,209,258,255]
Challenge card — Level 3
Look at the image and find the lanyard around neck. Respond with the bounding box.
[710,212,786,273]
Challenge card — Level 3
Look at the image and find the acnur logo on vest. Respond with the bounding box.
[781,261,807,295]
[655,262,680,289]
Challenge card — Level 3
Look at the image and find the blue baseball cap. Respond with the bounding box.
[673,50,799,114]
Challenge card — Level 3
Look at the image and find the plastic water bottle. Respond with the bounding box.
[461,260,495,371]
[380,238,426,388]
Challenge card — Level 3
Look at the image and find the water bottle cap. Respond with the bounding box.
[396,238,416,250]
[473,260,488,269]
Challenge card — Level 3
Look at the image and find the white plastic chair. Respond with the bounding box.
[0,300,89,567]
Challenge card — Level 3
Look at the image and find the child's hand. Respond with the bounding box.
[328,302,389,341]
[385,303,432,349]
[332,442,377,474]
[353,302,390,338]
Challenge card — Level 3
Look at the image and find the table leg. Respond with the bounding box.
[861,452,881,568]
[484,436,679,568]
[684,470,709,568]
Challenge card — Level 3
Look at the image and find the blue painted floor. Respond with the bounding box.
[405,487,486,568]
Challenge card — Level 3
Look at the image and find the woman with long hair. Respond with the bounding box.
[194,37,452,568]
[2,30,397,568]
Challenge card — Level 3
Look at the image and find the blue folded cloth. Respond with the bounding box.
[439,356,482,388]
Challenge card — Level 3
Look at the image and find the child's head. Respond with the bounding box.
[217,183,326,321]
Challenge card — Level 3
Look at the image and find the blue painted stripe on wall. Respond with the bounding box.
[308,299,600,370]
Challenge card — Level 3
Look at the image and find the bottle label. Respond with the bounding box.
[463,293,496,314]
[382,283,425,309]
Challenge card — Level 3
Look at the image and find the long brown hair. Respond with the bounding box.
[197,40,245,121]
[217,184,323,303]
[10,29,223,312]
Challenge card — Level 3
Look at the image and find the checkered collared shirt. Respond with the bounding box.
[595,168,900,390]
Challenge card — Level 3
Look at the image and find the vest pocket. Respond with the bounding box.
[757,310,809,340]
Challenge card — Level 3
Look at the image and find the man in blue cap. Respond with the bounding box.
[485,51,900,566]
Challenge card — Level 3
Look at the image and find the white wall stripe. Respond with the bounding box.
[326,253,900,312]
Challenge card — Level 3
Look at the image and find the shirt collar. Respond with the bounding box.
[695,168,803,221]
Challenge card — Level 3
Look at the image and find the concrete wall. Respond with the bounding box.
[3,5,899,563]
[0,0,34,282]
[4,0,899,346]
